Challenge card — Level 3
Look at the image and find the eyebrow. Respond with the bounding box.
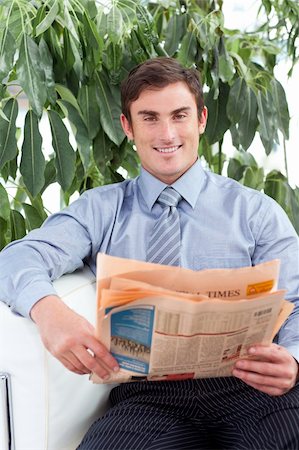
[137,106,192,116]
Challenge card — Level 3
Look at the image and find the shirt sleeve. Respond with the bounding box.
[0,191,97,318]
[252,194,299,361]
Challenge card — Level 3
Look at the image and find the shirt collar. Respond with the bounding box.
[138,159,206,210]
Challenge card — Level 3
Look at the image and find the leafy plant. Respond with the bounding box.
[0,0,298,249]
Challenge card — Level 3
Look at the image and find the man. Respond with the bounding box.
[0,57,299,449]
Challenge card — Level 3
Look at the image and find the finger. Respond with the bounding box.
[63,350,91,374]
[232,366,292,391]
[233,367,275,386]
[60,355,87,375]
[241,380,286,397]
[248,344,288,363]
[85,337,119,372]
[74,345,114,380]
[234,359,284,378]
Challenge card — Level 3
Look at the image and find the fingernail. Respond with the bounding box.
[249,347,256,354]
[113,366,119,372]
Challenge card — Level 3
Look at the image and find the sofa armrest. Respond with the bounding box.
[0,266,114,450]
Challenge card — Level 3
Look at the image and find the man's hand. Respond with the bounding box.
[30,295,119,379]
[232,343,299,396]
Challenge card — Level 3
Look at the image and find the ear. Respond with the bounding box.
[120,113,134,141]
[198,106,208,135]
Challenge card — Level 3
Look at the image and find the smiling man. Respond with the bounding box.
[0,57,299,450]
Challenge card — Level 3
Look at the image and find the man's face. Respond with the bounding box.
[120,82,207,184]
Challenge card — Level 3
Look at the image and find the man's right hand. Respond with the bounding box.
[30,295,119,379]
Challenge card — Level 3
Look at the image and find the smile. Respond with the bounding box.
[154,145,181,153]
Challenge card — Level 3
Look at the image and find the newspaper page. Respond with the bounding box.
[91,254,293,384]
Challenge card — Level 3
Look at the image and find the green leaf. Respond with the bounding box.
[93,126,114,175]
[218,53,235,83]
[229,83,258,151]
[261,0,272,15]
[129,29,148,64]
[106,5,123,44]
[0,151,18,182]
[63,28,75,73]
[36,0,59,36]
[121,142,140,178]
[16,34,46,117]
[82,11,102,49]
[136,4,158,49]
[95,71,125,146]
[257,90,276,154]
[242,166,264,190]
[0,98,18,170]
[0,181,10,221]
[20,110,45,198]
[104,43,123,84]
[289,187,299,235]
[205,83,231,145]
[22,203,45,231]
[263,170,299,233]
[227,78,247,124]
[0,217,8,250]
[270,78,289,140]
[236,86,258,151]
[57,99,91,170]
[0,108,9,121]
[235,150,258,168]
[0,28,15,82]
[39,38,57,105]
[164,14,187,57]
[30,195,48,222]
[227,158,245,181]
[55,84,81,111]
[41,158,56,194]
[177,31,198,67]
[12,185,27,211]
[78,84,102,139]
[10,209,26,241]
[47,110,76,191]
[264,170,288,209]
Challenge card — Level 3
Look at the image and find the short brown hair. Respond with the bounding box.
[121,57,204,123]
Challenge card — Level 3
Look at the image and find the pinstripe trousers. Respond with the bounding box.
[77,377,299,450]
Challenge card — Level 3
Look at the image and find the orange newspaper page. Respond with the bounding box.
[96,254,281,307]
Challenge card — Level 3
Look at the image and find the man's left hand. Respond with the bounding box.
[232,343,299,396]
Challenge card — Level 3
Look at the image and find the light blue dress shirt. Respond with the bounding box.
[0,160,298,360]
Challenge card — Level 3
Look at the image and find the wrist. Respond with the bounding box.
[30,295,62,323]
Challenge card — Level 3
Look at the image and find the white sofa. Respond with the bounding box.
[0,267,114,450]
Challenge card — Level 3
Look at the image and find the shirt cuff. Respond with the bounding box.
[13,281,58,319]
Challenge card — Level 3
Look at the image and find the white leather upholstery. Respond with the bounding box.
[0,267,114,450]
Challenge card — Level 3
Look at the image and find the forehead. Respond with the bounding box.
[130,82,197,114]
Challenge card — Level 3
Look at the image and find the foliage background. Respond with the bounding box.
[0,0,298,249]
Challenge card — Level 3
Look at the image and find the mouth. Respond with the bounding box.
[153,145,182,154]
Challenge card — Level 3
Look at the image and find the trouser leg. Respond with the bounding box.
[77,403,211,450]
[238,407,299,450]
[77,379,212,450]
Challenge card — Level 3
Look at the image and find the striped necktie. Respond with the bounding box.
[147,187,182,266]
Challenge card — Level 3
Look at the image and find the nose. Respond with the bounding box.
[159,120,176,142]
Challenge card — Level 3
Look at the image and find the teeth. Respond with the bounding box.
[156,146,179,153]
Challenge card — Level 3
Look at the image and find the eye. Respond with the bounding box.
[174,114,187,120]
[144,116,157,122]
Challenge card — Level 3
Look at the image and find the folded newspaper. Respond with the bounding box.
[90,254,294,384]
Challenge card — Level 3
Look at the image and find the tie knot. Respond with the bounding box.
[157,187,182,208]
